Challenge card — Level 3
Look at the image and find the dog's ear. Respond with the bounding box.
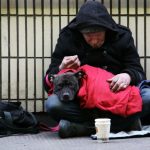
[48,74,55,82]
[74,70,85,79]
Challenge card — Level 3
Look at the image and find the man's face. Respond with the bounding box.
[82,31,105,48]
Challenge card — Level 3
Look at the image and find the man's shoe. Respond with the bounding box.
[58,120,95,138]
[129,118,142,131]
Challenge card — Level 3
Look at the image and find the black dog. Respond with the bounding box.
[49,71,84,101]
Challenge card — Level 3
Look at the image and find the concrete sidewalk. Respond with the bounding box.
[0,131,150,150]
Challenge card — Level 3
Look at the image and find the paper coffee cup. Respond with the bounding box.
[95,118,111,142]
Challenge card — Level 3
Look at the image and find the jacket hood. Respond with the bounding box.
[68,1,118,32]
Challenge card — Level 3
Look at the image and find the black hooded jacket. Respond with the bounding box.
[44,1,146,92]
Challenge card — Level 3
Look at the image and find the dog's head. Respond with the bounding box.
[49,70,84,102]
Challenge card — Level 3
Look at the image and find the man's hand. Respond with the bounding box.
[107,73,131,92]
[59,55,81,70]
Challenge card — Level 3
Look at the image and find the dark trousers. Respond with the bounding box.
[138,80,150,124]
[45,94,140,132]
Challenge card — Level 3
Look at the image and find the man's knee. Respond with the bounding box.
[141,88,150,108]
[45,94,62,113]
[141,88,150,102]
[140,88,150,116]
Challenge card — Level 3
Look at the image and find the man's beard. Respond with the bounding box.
[90,43,103,48]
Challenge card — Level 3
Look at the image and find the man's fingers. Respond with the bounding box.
[106,79,112,82]
[108,77,119,89]
[63,56,77,65]
[65,55,78,61]
[61,55,80,69]
[109,77,125,92]
[111,82,119,92]
[115,83,127,92]
[111,80,128,92]
[66,58,80,69]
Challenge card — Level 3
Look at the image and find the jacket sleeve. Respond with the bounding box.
[121,34,146,85]
[43,33,65,93]
[44,30,73,93]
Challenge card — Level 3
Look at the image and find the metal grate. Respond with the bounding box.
[0,0,150,112]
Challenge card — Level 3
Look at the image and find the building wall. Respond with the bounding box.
[0,0,150,112]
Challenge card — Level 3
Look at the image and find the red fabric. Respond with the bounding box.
[78,65,142,117]
[47,65,142,117]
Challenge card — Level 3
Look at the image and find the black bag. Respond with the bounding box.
[0,101,39,137]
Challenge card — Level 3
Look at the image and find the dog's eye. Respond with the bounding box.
[58,83,63,88]
[69,84,74,88]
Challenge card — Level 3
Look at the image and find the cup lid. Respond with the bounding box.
[95,118,111,122]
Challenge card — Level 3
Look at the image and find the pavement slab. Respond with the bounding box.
[0,132,150,150]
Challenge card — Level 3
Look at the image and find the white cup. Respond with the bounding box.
[95,118,111,142]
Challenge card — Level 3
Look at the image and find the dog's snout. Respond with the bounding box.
[63,92,70,100]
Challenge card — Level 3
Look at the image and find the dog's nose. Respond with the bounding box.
[63,92,70,100]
